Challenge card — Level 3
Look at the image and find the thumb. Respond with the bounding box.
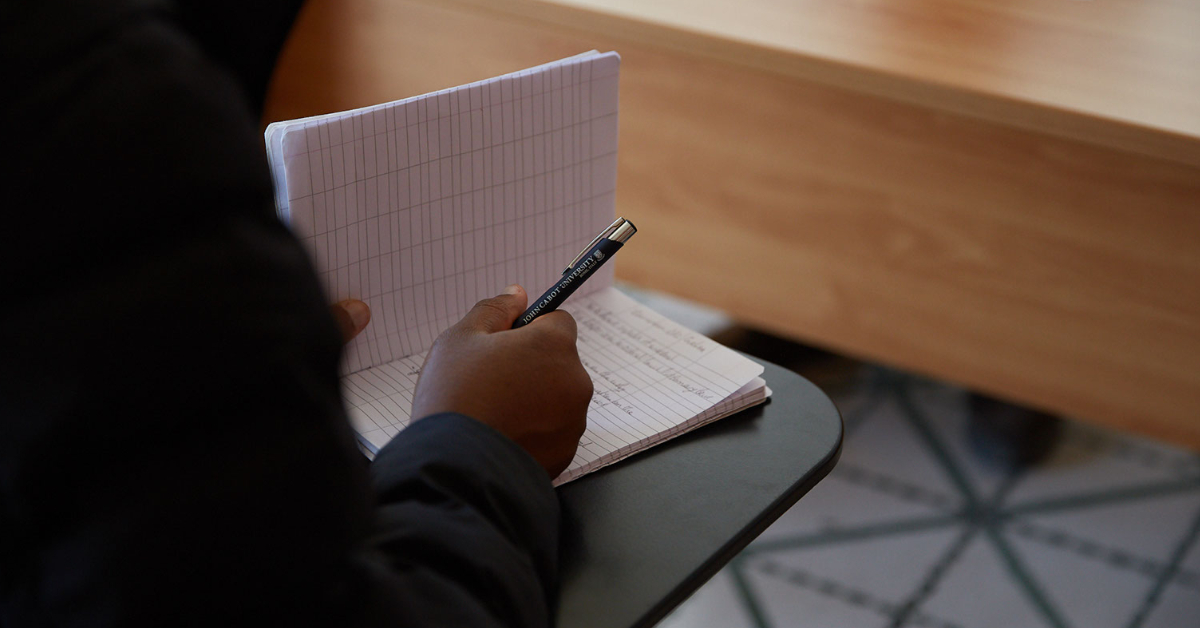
[457,284,528,333]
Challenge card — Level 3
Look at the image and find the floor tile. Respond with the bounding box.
[748,525,966,611]
[1007,491,1200,570]
[741,559,895,628]
[656,569,757,628]
[837,393,966,510]
[1006,531,1156,628]
[752,472,956,545]
[1005,422,1199,508]
[636,289,1200,628]
[918,535,1052,628]
[1141,533,1200,628]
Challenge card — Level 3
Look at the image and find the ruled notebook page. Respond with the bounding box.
[342,288,765,485]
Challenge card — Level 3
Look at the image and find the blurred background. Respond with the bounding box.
[626,285,1200,628]
[264,0,1200,625]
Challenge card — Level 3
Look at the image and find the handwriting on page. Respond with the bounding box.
[339,288,764,482]
[269,52,770,485]
[558,289,764,481]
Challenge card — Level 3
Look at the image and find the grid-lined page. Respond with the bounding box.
[342,287,766,485]
[270,52,621,373]
[268,52,770,485]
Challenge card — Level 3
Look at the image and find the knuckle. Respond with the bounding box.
[435,320,472,346]
[539,313,578,344]
[471,298,509,319]
[473,296,507,314]
[555,311,579,333]
[437,321,462,341]
[428,332,451,353]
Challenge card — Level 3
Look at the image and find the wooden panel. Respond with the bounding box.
[265,0,1200,448]
[489,0,1200,132]
[436,0,1200,168]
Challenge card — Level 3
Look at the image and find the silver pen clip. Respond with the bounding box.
[563,217,636,274]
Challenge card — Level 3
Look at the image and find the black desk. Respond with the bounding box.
[556,357,843,628]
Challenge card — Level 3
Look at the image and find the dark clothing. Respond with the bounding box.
[1,1,560,626]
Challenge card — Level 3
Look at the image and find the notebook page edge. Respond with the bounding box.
[264,50,611,229]
[291,52,621,374]
[554,288,765,482]
[552,376,769,486]
[263,50,605,138]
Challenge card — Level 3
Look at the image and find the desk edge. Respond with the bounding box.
[425,0,1200,168]
[630,365,846,628]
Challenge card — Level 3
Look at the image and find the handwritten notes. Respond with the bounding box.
[341,288,765,484]
[559,288,765,482]
[268,52,768,485]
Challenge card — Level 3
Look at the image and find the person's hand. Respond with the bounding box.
[331,299,371,343]
[411,285,593,478]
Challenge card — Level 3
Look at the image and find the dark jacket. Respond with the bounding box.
[0,1,560,625]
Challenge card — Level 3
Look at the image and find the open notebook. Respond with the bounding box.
[265,51,769,484]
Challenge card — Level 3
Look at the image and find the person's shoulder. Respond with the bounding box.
[2,0,269,296]
[2,0,169,88]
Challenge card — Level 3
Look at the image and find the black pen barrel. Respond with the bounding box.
[511,238,624,329]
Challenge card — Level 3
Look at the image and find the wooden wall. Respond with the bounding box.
[265,0,1200,449]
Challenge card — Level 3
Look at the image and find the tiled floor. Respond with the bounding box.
[624,287,1200,628]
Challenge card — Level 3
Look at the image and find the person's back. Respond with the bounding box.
[0,1,590,625]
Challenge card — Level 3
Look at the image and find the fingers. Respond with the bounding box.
[524,310,578,345]
[457,284,529,333]
[331,299,371,343]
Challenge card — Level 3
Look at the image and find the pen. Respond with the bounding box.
[511,217,637,329]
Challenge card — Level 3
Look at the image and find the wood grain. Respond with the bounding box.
[435,0,1200,168]
[265,0,1200,448]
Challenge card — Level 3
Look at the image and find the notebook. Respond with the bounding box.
[265,51,769,485]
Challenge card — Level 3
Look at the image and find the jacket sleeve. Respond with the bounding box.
[359,414,562,627]
[0,2,561,627]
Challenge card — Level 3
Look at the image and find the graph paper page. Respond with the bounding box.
[268,52,768,484]
[269,52,621,373]
[342,288,765,484]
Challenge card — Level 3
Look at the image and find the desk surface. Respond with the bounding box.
[436,0,1200,165]
[556,357,843,628]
